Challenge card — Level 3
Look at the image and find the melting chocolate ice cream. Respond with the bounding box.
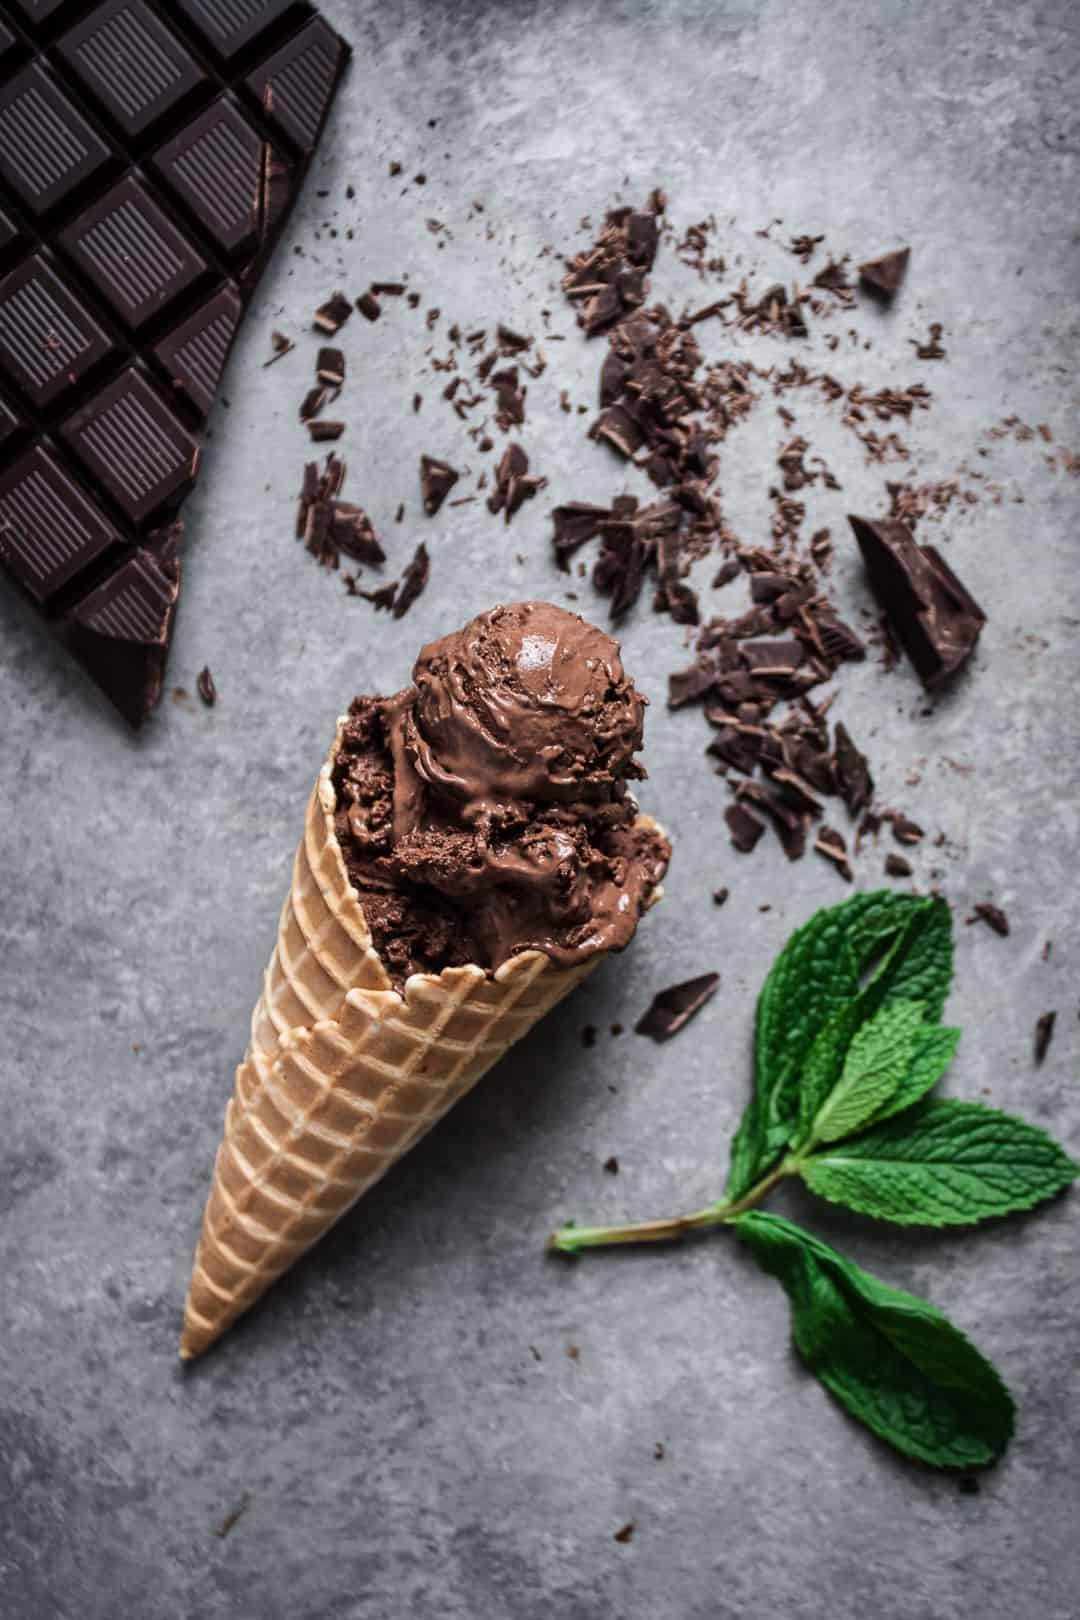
[332,602,670,985]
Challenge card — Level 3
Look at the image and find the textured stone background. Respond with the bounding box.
[2,1,1078,1616]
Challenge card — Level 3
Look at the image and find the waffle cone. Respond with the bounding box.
[180,722,664,1359]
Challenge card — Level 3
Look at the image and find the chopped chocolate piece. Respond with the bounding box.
[355,289,381,321]
[331,505,385,566]
[712,887,729,907]
[654,531,699,625]
[815,826,853,881]
[603,1156,619,1174]
[968,902,1010,937]
[313,290,352,334]
[371,281,406,296]
[885,853,913,878]
[891,814,924,845]
[712,559,742,590]
[725,802,766,854]
[308,420,345,442]
[420,455,460,515]
[392,543,429,619]
[859,247,910,300]
[361,581,398,612]
[833,722,874,816]
[317,347,346,386]
[614,1524,635,1546]
[668,660,717,709]
[1034,1011,1056,1065]
[487,444,546,523]
[300,385,328,421]
[850,516,985,689]
[196,666,217,707]
[264,331,294,366]
[561,194,662,336]
[552,502,610,570]
[737,781,808,860]
[635,972,719,1040]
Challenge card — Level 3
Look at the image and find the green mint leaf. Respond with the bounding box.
[734,1211,1014,1467]
[791,897,953,1147]
[728,892,941,1199]
[800,1100,1079,1226]
[867,1025,962,1125]
[810,1000,926,1144]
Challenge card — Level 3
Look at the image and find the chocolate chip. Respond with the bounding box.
[635,972,719,1040]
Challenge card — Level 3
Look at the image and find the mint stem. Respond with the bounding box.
[548,1161,792,1255]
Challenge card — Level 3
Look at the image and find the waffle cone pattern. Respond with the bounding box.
[180,722,664,1359]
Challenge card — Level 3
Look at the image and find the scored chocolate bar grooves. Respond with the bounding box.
[0,0,351,725]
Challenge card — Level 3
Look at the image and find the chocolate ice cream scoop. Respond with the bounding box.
[407,601,646,809]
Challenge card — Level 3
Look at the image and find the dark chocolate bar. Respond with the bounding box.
[0,0,350,725]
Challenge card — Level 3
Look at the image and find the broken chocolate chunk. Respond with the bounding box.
[392,543,429,619]
[891,814,924,846]
[308,420,345,442]
[355,289,381,322]
[725,802,765,854]
[313,290,352,334]
[317,347,346,386]
[551,502,611,570]
[300,385,328,421]
[849,516,986,690]
[487,444,546,523]
[419,456,460,515]
[635,973,719,1040]
[885,852,913,878]
[1034,1011,1056,1065]
[833,722,875,816]
[196,666,217,707]
[859,247,910,300]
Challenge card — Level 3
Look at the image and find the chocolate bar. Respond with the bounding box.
[0,0,350,725]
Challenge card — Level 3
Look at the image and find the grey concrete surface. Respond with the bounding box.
[2,0,1079,1615]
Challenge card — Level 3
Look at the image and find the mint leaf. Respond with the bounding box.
[791,897,953,1146]
[800,1100,1078,1226]
[735,1211,1014,1467]
[810,1000,926,1144]
[868,1025,961,1125]
[728,893,944,1199]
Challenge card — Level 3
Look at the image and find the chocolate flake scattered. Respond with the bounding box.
[814,825,853,881]
[712,887,729,906]
[196,666,217,707]
[419,455,460,515]
[561,192,663,335]
[614,1523,636,1545]
[912,323,946,360]
[393,543,429,618]
[968,902,1010,937]
[859,248,910,300]
[1034,1011,1056,1065]
[849,516,985,689]
[603,1156,619,1174]
[833,723,875,816]
[635,972,719,1040]
[885,852,913,878]
[263,331,294,367]
[487,444,546,522]
[214,1497,250,1540]
[313,291,352,334]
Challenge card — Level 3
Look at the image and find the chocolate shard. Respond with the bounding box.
[885,852,913,878]
[737,781,808,860]
[392,543,429,619]
[551,502,610,570]
[196,665,217,706]
[420,455,459,515]
[1034,1011,1056,1065]
[859,247,910,300]
[725,802,765,854]
[313,290,352,334]
[635,972,720,1041]
[849,516,986,690]
[64,522,182,727]
[668,660,716,709]
[487,444,545,523]
[814,826,853,881]
[833,722,874,816]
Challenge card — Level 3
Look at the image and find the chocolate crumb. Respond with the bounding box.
[635,973,719,1040]
[1041,940,1052,963]
[214,1497,250,1540]
[263,330,294,366]
[968,902,1010,937]
[712,887,729,906]
[529,1345,542,1361]
[912,323,946,360]
[196,666,217,707]
[603,1156,619,1174]
[614,1523,635,1545]
[1034,1011,1056,1064]
[654,1442,665,1460]
[958,1475,980,1497]
[885,853,913,878]
[566,1345,580,1361]
[582,1024,597,1048]
[610,1023,623,1037]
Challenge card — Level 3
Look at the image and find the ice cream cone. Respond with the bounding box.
[180,722,664,1359]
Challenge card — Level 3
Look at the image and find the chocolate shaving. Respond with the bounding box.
[263,331,294,367]
[814,826,853,881]
[832,723,874,816]
[635,972,720,1041]
[968,902,1010,937]
[1034,1011,1056,1065]
[487,444,546,523]
[196,666,217,707]
[392,543,429,618]
[419,455,460,515]
[552,503,611,570]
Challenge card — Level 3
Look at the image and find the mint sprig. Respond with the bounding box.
[549,892,1076,1469]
